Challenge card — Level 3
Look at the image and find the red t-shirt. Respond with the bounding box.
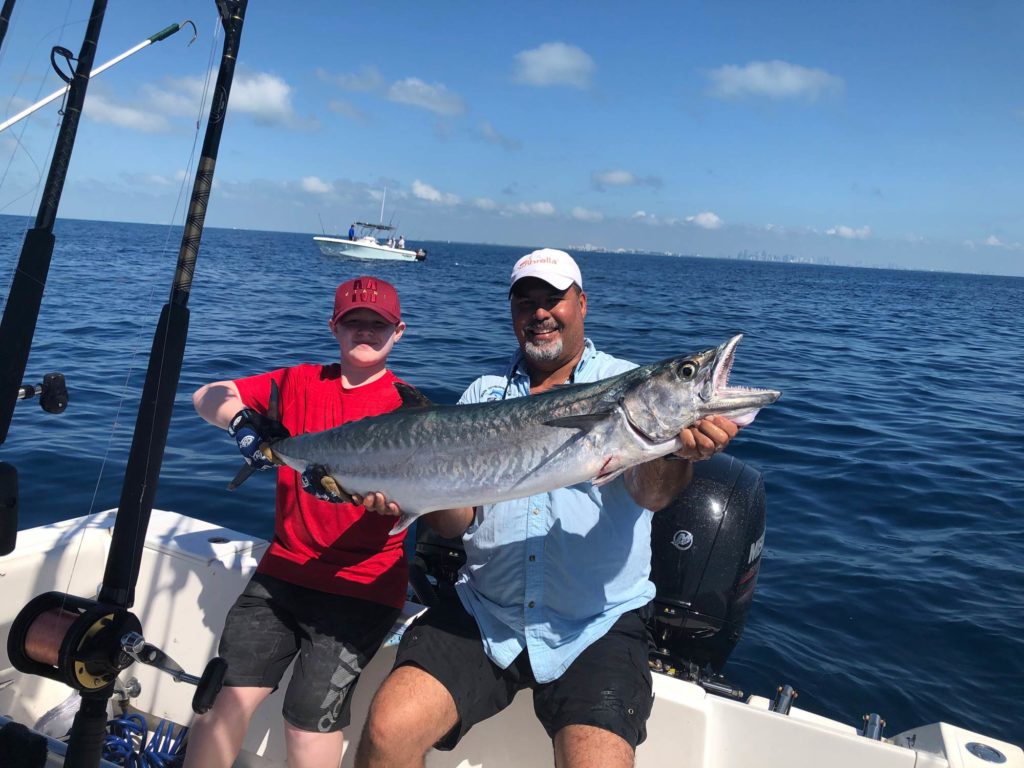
[234,364,409,609]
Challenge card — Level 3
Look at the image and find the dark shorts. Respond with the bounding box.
[219,572,399,733]
[394,595,655,750]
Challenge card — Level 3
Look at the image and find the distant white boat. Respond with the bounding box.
[314,223,426,262]
[315,188,427,262]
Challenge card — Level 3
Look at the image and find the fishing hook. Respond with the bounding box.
[179,19,198,47]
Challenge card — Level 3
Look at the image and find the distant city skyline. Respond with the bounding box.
[0,2,1022,277]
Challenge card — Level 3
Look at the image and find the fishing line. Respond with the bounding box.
[115,10,223,599]
[0,2,76,212]
[0,5,80,323]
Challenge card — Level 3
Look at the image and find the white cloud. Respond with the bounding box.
[473,197,498,210]
[388,78,465,115]
[686,211,724,230]
[144,70,298,127]
[316,65,384,92]
[84,94,171,132]
[479,121,521,150]
[328,99,367,122]
[571,206,604,222]
[826,224,871,239]
[513,42,594,89]
[707,60,844,101]
[119,172,176,186]
[141,81,200,117]
[984,235,1023,250]
[513,201,556,216]
[598,170,636,187]
[300,176,333,194]
[632,210,657,222]
[591,170,662,190]
[231,72,297,125]
[411,179,460,205]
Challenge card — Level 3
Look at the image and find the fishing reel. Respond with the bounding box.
[8,592,227,714]
[16,372,69,414]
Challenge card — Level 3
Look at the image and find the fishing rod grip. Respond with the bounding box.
[63,694,108,768]
[0,229,56,444]
[0,461,16,556]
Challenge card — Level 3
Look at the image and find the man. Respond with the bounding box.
[354,249,740,768]
[185,276,413,768]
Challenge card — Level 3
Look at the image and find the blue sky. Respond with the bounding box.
[1,1,1022,276]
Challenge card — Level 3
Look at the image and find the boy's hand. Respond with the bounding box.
[228,408,290,470]
[300,464,354,504]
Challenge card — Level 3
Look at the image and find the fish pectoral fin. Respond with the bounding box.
[394,382,435,409]
[591,465,629,488]
[542,412,612,433]
[510,433,583,490]
[388,512,419,536]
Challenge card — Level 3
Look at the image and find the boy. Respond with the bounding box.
[186,276,411,768]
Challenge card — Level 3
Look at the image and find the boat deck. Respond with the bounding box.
[2,511,1020,767]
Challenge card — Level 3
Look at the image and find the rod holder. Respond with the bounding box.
[861,713,885,740]
[770,684,798,714]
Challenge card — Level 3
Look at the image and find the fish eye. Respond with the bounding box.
[677,360,698,379]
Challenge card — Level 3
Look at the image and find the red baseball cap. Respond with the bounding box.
[332,276,401,324]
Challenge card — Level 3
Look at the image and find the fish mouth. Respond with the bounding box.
[703,334,781,425]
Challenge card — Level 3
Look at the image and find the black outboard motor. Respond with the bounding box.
[649,453,766,682]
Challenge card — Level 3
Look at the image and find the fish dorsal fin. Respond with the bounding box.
[542,412,612,433]
[394,382,434,410]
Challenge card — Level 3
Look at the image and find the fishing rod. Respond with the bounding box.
[0,0,110,560]
[0,18,196,133]
[0,0,17,54]
[6,3,248,766]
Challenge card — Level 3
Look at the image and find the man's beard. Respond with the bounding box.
[523,336,563,363]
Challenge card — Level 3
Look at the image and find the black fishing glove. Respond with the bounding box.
[300,464,354,504]
[227,408,290,471]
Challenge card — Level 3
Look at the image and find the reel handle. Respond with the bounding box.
[192,657,228,714]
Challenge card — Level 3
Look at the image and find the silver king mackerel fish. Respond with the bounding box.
[267,334,781,534]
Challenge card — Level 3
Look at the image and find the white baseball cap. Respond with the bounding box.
[509,248,583,293]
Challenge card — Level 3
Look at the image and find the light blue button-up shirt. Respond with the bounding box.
[455,338,656,683]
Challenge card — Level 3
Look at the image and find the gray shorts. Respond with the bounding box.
[219,572,399,732]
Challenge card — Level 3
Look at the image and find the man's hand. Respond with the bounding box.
[227,408,290,470]
[353,491,403,517]
[671,415,739,461]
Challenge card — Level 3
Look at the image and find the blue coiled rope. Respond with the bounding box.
[103,713,189,767]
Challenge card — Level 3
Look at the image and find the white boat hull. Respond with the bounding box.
[313,236,423,262]
[2,511,1021,767]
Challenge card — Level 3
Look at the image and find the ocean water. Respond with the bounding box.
[2,215,1022,746]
